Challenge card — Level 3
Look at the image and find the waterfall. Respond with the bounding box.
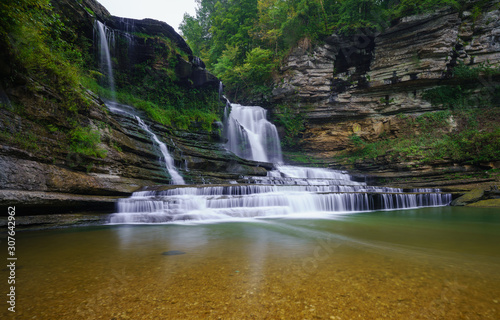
[135,117,185,185]
[94,20,185,184]
[110,103,452,224]
[225,104,283,163]
[109,185,451,223]
[105,101,185,185]
[94,20,116,99]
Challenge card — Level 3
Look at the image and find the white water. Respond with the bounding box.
[225,104,283,163]
[106,101,185,185]
[109,185,451,223]
[110,103,452,224]
[135,116,185,185]
[95,21,116,100]
[94,21,185,185]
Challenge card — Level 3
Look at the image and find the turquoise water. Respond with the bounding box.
[2,206,500,319]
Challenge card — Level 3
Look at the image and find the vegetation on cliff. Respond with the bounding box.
[342,108,500,166]
[0,0,222,167]
[339,60,500,167]
[181,0,500,172]
[180,0,482,98]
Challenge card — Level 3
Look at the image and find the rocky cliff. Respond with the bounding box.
[271,3,500,187]
[0,0,269,214]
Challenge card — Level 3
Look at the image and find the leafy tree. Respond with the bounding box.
[180,0,477,99]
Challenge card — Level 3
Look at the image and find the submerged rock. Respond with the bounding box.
[162,251,186,256]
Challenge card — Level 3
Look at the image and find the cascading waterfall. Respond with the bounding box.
[110,103,452,223]
[109,184,451,223]
[94,20,185,184]
[106,101,185,185]
[135,116,185,185]
[225,104,283,163]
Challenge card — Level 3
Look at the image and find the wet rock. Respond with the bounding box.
[162,251,186,256]
[466,199,500,208]
[451,189,485,206]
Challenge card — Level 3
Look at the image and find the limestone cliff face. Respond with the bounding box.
[0,0,264,213]
[272,3,500,182]
[52,0,218,88]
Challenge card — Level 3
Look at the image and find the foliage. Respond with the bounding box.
[69,126,107,158]
[0,130,40,152]
[422,85,465,108]
[273,104,305,148]
[394,0,461,17]
[422,62,500,108]
[83,77,221,131]
[338,109,500,165]
[214,46,275,97]
[0,0,88,111]
[453,61,500,80]
[180,0,480,98]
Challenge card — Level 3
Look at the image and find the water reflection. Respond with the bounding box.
[7,207,500,319]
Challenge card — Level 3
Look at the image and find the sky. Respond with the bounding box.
[97,0,197,33]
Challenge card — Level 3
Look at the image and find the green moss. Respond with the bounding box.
[82,77,221,132]
[0,130,41,152]
[337,108,500,166]
[69,126,107,158]
[273,104,305,149]
[283,151,324,166]
[467,199,500,208]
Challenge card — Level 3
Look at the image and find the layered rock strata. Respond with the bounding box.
[272,3,500,183]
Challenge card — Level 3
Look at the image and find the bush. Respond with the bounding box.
[273,104,305,148]
[337,108,500,165]
[69,126,107,158]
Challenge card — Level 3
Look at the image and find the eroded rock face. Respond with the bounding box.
[0,0,262,213]
[273,4,500,127]
[0,91,268,213]
[272,3,500,180]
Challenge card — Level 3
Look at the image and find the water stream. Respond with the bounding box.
[94,20,116,100]
[110,103,451,223]
[225,103,283,163]
[94,20,185,184]
[95,21,451,224]
[106,101,185,185]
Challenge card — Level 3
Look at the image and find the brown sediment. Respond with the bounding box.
[4,215,500,320]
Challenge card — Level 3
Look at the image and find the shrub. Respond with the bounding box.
[69,126,107,158]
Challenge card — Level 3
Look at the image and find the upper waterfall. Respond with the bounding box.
[93,20,185,185]
[94,20,116,99]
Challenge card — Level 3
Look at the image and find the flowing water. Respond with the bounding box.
[110,103,451,223]
[3,207,499,319]
[106,100,185,185]
[94,21,116,100]
[39,21,497,320]
[135,117,185,185]
[224,103,283,164]
[94,21,185,184]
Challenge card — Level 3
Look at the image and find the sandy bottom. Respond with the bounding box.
[2,208,500,319]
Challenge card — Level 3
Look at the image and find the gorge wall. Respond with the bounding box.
[271,3,500,187]
[0,0,269,214]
